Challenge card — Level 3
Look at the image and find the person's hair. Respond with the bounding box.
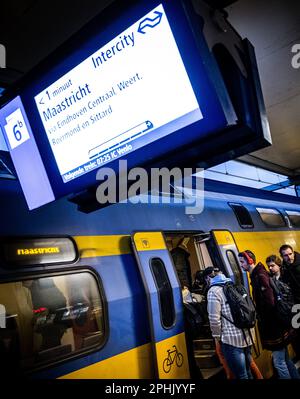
[266,254,282,267]
[238,250,256,264]
[202,267,215,279]
[194,270,204,284]
[279,244,293,256]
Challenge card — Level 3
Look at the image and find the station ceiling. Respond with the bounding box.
[226,0,300,178]
[0,0,299,177]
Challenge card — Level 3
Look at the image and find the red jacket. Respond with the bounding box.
[250,263,293,350]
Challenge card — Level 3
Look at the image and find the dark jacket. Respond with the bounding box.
[250,263,293,350]
[282,251,300,304]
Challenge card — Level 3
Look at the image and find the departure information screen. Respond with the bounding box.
[34,4,202,183]
[2,0,255,211]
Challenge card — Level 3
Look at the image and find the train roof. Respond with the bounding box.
[204,178,300,206]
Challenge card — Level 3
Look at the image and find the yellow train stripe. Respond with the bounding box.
[213,230,235,246]
[232,230,300,264]
[72,230,300,261]
[73,232,166,258]
[73,235,131,258]
[59,342,154,379]
[133,232,166,251]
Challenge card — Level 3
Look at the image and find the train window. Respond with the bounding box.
[285,210,300,227]
[229,203,254,228]
[256,207,286,227]
[226,250,243,285]
[0,271,105,373]
[150,258,175,329]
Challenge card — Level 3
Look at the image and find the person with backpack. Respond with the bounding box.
[238,250,299,379]
[207,269,255,379]
[266,255,299,379]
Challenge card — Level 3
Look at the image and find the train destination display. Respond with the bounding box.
[0,0,271,210]
[34,3,202,183]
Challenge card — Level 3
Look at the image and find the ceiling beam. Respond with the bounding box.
[262,179,293,191]
[238,154,297,177]
[262,175,300,191]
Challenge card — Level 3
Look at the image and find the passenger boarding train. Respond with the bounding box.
[0,176,300,379]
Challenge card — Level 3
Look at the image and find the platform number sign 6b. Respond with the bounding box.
[4,108,30,149]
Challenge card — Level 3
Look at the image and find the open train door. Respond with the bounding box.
[132,231,190,379]
[211,230,262,358]
[211,230,249,288]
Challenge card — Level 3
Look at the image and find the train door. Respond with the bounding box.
[132,231,190,379]
[210,230,247,288]
[210,229,262,359]
[165,232,223,379]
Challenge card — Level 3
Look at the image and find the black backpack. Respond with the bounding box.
[219,282,256,329]
[270,277,295,328]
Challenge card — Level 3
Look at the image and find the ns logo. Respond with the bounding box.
[291,44,300,69]
[292,304,300,329]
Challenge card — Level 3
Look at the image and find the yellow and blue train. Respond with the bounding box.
[0,176,299,379]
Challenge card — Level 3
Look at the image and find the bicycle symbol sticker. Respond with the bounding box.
[162,345,183,373]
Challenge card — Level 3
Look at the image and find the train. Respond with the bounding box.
[0,174,299,379]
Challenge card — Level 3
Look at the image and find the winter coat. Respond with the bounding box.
[250,263,293,351]
[282,251,300,304]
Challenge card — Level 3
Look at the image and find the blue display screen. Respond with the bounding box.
[0,0,234,209]
[33,4,203,183]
